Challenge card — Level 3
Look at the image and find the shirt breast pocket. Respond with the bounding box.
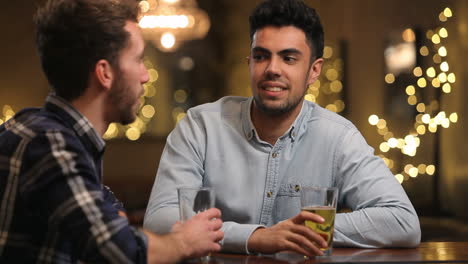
[272,183,302,223]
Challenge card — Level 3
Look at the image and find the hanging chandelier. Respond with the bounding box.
[138,0,210,52]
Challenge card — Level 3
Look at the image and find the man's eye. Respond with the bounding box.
[253,54,266,61]
[284,56,297,63]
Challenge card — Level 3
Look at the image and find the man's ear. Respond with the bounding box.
[307,58,324,86]
[94,59,114,91]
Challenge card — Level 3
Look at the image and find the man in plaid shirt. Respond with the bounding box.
[0,0,223,263]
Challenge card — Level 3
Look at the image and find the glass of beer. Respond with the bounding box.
[300,186,338,256]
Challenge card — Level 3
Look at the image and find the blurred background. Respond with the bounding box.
[1,0,467,241]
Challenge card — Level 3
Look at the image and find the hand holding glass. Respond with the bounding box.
[300,186,338,256]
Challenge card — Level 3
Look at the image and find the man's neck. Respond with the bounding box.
[71,91,108,136]
[250,101,303,145]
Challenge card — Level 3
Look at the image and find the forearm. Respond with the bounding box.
[334,206,421,248]
[143,206,180,234]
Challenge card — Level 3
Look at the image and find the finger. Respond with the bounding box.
[289,224,328,248]
[281,239,320,257]
[286,232,324,257]
[292,211,324,224]
[198,208,222,219]
[209,218,223,231]
[211,230,224,242]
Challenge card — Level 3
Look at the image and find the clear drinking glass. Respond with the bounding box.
[300,186,339,257]
[177,187,215,262]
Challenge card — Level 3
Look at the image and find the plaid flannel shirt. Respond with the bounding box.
[0,94,147,263]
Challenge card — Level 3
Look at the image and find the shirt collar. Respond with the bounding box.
[44,94,106,153]
[241,97,314,142]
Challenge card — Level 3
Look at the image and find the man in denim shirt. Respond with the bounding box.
[0,0,223,263]
[144,0,421,257]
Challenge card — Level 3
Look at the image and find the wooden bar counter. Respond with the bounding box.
[183,242,468,263]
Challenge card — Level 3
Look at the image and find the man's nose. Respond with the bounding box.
[265,57,281,78]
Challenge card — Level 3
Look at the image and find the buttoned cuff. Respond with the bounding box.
[220,223,265,254]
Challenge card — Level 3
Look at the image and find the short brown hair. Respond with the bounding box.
[35,0,139,101]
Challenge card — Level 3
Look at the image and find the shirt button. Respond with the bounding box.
[295,185,300,192]
[292,131,297,137]
[267,191,273,197]
[272,152,278,158]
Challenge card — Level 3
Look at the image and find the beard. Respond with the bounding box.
[108,73,140,125]
[253,91,305,116]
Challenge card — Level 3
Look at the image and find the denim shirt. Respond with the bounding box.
[144,96,420,253]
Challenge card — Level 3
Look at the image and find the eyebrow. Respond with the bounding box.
[252,46,303,56]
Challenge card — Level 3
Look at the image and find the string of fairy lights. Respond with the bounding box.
[305,44,346,113]
[368,7,458,184]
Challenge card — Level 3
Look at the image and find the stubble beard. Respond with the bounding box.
[109,74,139,125]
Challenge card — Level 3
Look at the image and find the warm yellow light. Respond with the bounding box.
[442,83,451,93]
[141,105,156,118]
[420,46,429,56]
[428,123,438,133]
[447,73,456,83]
[404,164,413,174]
[426,67,436,78]
[422,114,431,124]
[376,119,387,129]
[441,118,450,128]
[326,69,339,81]
[330,80,343,93]
[145,84,156,97]
[139,1,150,13]
[161,33,176,49]
[397,139,405,148]
[304,94,316,102]
[126,127,141,141]
[174,89,188,103]
[439,12,447,22]
[325,104,338,113]
[440,62,449,72]
[323,46,333,59]
[426,165,436,175]
[433,54,442,64]
[385,73,395,84]
[416,103,425,113]
[449,113,458,123]
[439,28,448,38]
[431,34,441,44]
[388,138,398,148]
[176,112,186,122]
[310,80,320,90]
[406,85,415,95]
[444,7,453,18]
[148,69,159,82]
[432,78,441,88]
[438,46,447,57]
[395,174,404,184]
[416,125,426,135]
[335,100,345,112]
[438,72,447,83]
[409,167,418,178]
[413,67,423,77]
[426,30,434,39]
[407,95,417,105]
[380,142,390,152]
[417,164,427,174]
[417,78,427,88]
[402,28,416,42]
[139,15,190,29]
[378,127,388,136]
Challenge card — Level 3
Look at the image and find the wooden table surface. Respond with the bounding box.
[183,242,468,263]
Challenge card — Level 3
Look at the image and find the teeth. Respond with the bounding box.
[265,87,282,92]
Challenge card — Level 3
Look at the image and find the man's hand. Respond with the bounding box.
[171,208,224,258]
[144,208,223,263]
[247,211,327,257]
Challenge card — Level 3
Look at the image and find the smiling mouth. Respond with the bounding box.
[263,86,284,92]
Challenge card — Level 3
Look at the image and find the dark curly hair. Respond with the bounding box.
[249,0,324,60]
[34,0,139,101]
